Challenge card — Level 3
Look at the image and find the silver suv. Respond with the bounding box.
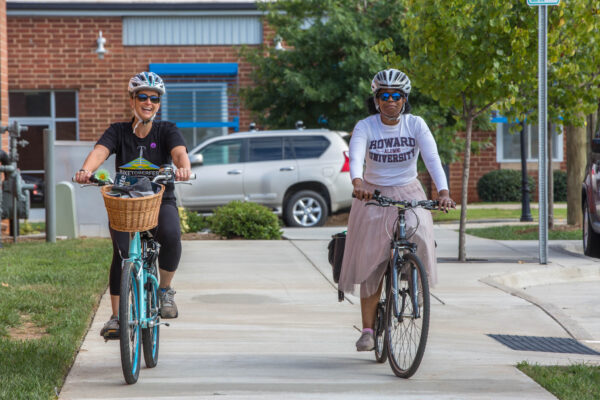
[176,128,353,227]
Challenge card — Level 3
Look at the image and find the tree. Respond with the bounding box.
[502,2,600,227]
[393,0,538,261]
[241,0,464,169]
[240,0,410,132]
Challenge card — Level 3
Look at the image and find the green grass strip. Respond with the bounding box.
[518,362,600,400]
[0,239,111,399]
[433,207,567,222]
[465,225,581,240]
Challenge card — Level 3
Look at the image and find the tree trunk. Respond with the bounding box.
[566,118,586,226]
[458,116,473,262]
[547,122,554,229]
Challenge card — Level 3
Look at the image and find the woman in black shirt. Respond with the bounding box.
[75,72,191,338]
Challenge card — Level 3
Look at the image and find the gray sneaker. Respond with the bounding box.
[159,287,178,319]
[100,315,119,339]
[356,331,375,351]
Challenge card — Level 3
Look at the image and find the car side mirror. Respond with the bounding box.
[592,138,600,154]
[190,153,203,166]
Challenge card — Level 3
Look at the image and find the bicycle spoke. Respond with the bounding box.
[386,254,430,378]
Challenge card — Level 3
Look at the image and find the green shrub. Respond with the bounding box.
[179,208,211,233]
[211,201,282,240]
[553,170,567,202]
[477,169,535,202]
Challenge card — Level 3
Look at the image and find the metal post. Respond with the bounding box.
[44,128,55,243]
[520,121,533,222]
[538,6,548,264]
[12,178,17,243]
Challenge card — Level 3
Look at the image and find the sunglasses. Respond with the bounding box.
[135,94,161,104]
[377,92,405,102]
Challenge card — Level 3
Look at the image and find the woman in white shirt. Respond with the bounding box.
[338,69,455,352]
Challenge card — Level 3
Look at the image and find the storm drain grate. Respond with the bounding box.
[488,334,600,356]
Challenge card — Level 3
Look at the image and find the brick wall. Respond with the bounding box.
[1,0,7,235]
[7,16,267,141]
[420,129,568,204]
[0,0,7,133]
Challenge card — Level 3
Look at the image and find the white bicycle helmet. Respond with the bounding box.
[371,69,411,96]
[128,72,166,96]
[370,69,411,119]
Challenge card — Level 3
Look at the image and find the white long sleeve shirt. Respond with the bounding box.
[349,114,448,192]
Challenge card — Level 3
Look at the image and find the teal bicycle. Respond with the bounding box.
[80,165,194,384]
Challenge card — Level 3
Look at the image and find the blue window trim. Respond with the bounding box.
[491,114,563,124]
[175,118,239,131]
[152,63,240,132]
[149,63,238,76]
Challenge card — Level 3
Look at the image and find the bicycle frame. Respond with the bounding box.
[124,232,160,329]
[389,208,421,321]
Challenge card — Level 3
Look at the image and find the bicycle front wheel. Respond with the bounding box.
[120,261,142,384]
[385,253,430,378]
[142,259,160,368]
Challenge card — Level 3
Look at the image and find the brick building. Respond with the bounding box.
[5,0,269,175]
[2,0,567,204]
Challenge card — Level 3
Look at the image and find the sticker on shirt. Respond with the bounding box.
[368,137,416,163]
[118,145,159,176]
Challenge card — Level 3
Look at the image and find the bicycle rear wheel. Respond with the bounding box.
[374,271,388,363]
[120,261,142,384]
[385,253,430,378]
[142,259,160,368]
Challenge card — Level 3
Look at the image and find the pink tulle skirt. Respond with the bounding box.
[338,179,438,298]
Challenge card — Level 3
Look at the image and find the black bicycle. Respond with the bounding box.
[367,190,439,378]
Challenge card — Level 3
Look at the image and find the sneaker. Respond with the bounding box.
[100,315,119,339]
[356,331,375,351]
[159,287,178,319]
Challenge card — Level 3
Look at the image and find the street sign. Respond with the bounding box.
[527,0,560,6]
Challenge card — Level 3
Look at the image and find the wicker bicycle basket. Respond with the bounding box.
[100,184,165,232]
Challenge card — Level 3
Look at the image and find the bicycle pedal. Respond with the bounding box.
[102,330,120,341]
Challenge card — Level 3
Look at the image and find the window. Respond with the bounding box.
[163,84,229,148]
[496,123,563,162]
[248,137,284,162]
[153,63,240,147]
[9,90,78,174]
[9,91,78,140]
[200,139,242,166]
[291,136,330,159]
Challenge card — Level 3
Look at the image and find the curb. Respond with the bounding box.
[480,276,594,341]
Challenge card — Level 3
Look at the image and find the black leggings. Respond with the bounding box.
[109,200,181,295]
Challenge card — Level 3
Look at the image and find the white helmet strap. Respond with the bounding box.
[132,109,157,135]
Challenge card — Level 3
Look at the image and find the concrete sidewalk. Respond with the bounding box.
[59,226,600,399]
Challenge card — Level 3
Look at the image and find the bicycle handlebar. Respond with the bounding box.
[371,190,439,210]
[353,190,439,210]
[72,169,196,187]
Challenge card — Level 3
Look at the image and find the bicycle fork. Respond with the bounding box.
[390,249,421,321]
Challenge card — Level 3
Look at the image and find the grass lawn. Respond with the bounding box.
[0,239,111,399]
[432,207,567,222]
[465,225,581,240]
[518,362,600,400]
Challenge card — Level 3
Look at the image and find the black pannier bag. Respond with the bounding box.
[327,231,346,301]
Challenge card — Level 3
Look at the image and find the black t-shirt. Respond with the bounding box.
[96,120,187,200]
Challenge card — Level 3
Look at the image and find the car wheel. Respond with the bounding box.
[284,190,328,227]
[583,202,600,257]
